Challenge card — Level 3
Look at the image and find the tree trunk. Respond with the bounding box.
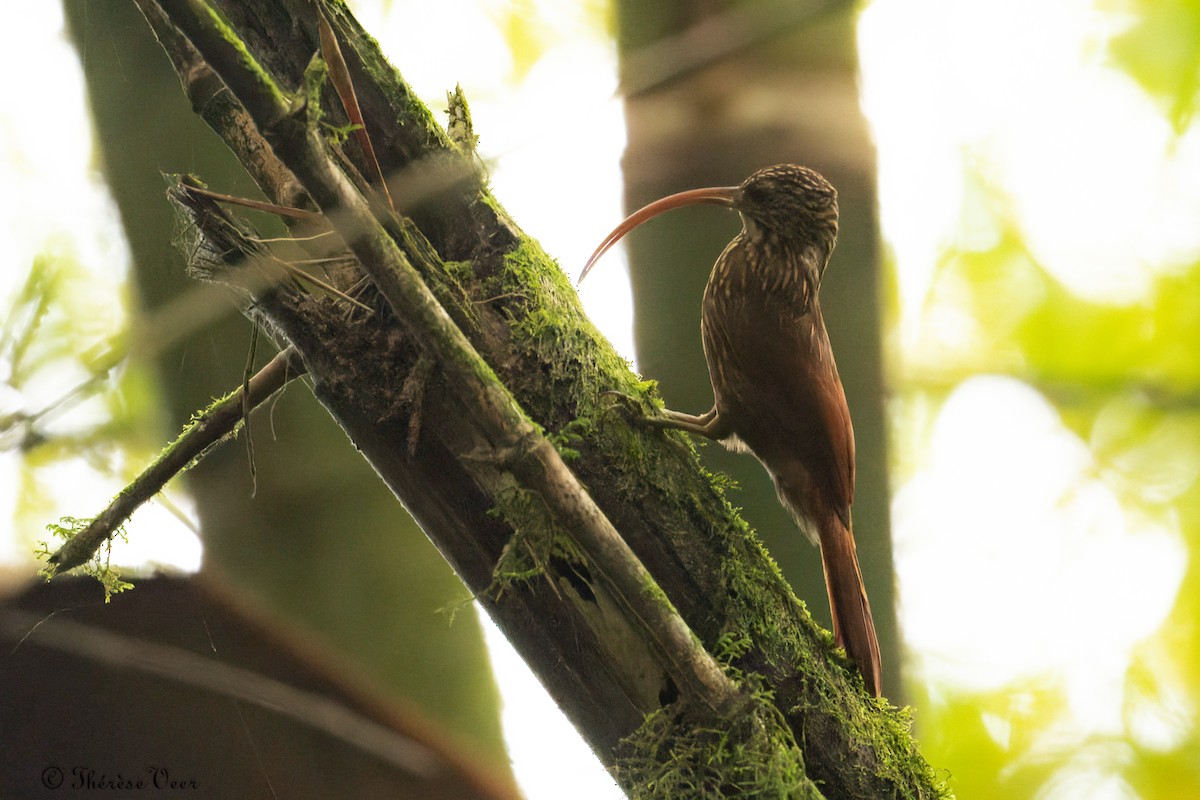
[104,0,946,796]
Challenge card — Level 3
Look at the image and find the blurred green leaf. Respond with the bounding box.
[893,101,1200,796]
[912,681,1068,798]
[1109,0,1200,132]
[496,0,548,82]
[1,256,165,553]
[1017,263,1200,392]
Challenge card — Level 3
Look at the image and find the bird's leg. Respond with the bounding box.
[600,392,730,440]
[646,406,731,441]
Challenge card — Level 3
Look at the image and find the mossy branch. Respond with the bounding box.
[104,0,950,796]
[157,0,740,716]
[44,347,305,575]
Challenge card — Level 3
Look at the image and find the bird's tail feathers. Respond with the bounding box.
[818,514,882,697]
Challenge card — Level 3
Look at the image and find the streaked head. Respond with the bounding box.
[735,164,838,248]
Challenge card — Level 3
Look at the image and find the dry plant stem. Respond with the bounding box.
[182,184,323,221]
[48,347,306,573]
[155,0,739,712]
[316,10,395,213]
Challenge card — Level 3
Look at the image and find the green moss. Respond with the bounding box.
[445,83,479,154]
[430,258,480,331]
[615,695,821,799]
[180,388,246,466]
[486,482,586,597]
[639,571,674,609]
[200,2,289,110]
[37,518,133,602]
[548,416,595,462]
[301,55,332,135]
[713,631,754,665]
[38,380,252,585]
[443,259,475,283]
[490,238,644,418]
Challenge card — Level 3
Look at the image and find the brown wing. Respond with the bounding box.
[701,292,855,520]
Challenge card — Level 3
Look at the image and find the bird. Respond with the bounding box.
[579,164,882,697]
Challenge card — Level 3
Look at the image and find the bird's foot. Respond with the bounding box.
[600,391,728,441]
[647,406,729,440]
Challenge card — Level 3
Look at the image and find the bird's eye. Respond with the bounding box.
[742,181,769,204]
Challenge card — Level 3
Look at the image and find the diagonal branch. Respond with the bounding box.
[46,347,306,575]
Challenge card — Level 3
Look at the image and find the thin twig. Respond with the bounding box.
[47,347,306,574]
[182,184,324,221]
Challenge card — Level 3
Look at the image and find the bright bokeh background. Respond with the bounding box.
[860,2,1200,796]
[3,1,1199,798]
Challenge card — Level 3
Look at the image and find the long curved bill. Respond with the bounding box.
[577,185,738,284]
